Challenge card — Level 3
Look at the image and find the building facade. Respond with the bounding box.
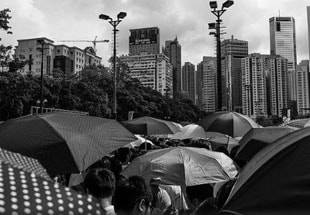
[308,6,310,61]
[241,54,268,118]
[197,57,217,113]
[129,27,160,55]
[120,54,173,97]
[221,36,248,112]
[182,62,196,102]
[15,37,102,77]
[296,60,310,115]
[164,37,182,97]
[270,17,297,103]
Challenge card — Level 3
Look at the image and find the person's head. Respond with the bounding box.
[129,176,148,193]
[149,177,161,194]
[113,178,152,215]
[84,168,115,200]
[186,184,213,208]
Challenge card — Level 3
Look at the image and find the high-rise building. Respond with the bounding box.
[197,57,217,112]
[15,37,101,77]
[266,55,289,117]
[129,27,160,55]
[120,53,173,97]
[269,17,297,103]
[182,62,196,102]
[308,7,310,61]
[221,36,248,112]
[241,54,268,118]
[164,37,182,97]
[296,60,310,115]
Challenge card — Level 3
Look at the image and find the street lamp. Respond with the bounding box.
[37,39,46,114]
[99,12,127,120]
[208,0,234,111]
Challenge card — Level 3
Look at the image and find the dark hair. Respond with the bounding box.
[186,184,213,203]
[113,177,152,213]
[84,168,115,199]
[128,176,149,193]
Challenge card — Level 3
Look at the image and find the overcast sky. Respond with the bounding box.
[1,0,310,66]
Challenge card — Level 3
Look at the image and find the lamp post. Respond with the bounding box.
[37,39,46,114]
[209,0,234,111]
[99,12,126,120]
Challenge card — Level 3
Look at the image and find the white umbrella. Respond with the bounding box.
[169,124,207,140]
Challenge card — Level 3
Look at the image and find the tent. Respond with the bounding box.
[222,127,310,215]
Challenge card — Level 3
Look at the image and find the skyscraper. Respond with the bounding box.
[221,36,248,112]
[164,37,182,97]
[182,62,196,102]
[308,6,310,61]
[296,60,310,115]
[269,17,297,103]
[129,27,160,55]
[197,57,217,112]
[241,54,268,118]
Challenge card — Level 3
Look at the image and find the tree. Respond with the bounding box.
[0,8,12,34]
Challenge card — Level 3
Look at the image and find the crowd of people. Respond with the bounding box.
[58,135,240,215]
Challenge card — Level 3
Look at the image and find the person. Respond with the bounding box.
[149,177,172,214]
[113,177,153,215]
[186,184,214,212]
[84,168,116,215]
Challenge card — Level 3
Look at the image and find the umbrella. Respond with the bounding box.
[0,159,102,214]
[235,127,294,164]
[207,136,239,154]
[0,148,51,181]
[0,112,137,176]
[123,116,182,135]
[198,112,261,137]
[122,147,238,187]
[283,118,310,129]
[168,124,207,140]
[125,135,155,148]
[222,127,310,215]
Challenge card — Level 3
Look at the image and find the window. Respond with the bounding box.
[276,22,281,31]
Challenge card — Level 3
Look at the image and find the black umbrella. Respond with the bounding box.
[234,127,294,164]
[222,127,310,214]
[0,148,51,181]
[198,112,261,137]
[0,112,137,176]
[0,159,102,214]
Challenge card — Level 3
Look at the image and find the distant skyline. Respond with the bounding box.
[1,0,309,66]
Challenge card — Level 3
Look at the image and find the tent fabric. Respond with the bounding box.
[121,122,147,135]
[122,147,238,188]
[0,160,102,214]
[235,127,294,163]
[0,148,51,180]
[124,116,182,135]
[169,124,206,140]
[223,127,310,214]
[0,112,137,176]
[198,112,261,137]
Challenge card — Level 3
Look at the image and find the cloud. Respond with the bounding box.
[0,0,309,66]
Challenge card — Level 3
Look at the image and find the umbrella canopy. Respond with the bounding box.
[284,118,310,129]
[169,124,207,140]
[222,127,310,215]
[198,112,261,137]
[0,148,51,181]
[0,112,137,176]
[0,159,102,214]
[207,136,239,154]
[124,116,182,135]
[122,147,238,187]
[235,127,294,164]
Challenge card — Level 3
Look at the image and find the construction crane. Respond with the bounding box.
[58,36,109,53]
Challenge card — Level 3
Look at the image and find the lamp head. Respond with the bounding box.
[222,0,234,8]
[117,12,127,19]
[208,23,216,29]
[99,14,111,20]
[209,1,218,9]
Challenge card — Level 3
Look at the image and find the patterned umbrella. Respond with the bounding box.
[0,112,137,176]
[0,160,102,214]
[0,148,51,181]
